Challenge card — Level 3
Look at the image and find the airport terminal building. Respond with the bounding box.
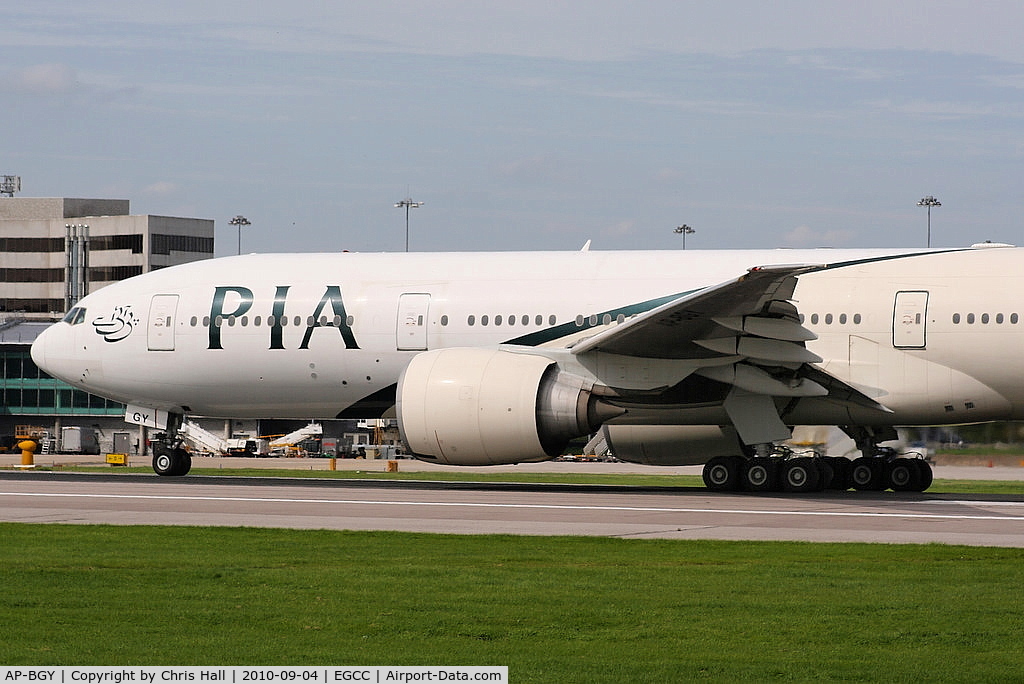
[1,196,215,453]
[1,197,214,317]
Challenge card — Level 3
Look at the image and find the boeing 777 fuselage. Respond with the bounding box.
[30,246,1024,492]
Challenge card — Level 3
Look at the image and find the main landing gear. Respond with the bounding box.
[151,414,191,476]
[701,450,933,493]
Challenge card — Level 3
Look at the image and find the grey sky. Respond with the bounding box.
[4,2,1024,254]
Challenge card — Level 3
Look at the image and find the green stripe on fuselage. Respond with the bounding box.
[503,290,698,347]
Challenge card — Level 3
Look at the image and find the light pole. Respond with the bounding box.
[229,215,250,255]
[673,224,695,250]
[916,196,941,248]
[394,197,424,252]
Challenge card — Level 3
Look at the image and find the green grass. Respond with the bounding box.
[76,465,710,487]
[3,524,1024,681]
[936,445,1024,456]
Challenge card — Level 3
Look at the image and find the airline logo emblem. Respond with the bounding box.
[92,305,139,342]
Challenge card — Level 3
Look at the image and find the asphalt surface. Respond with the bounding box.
[5,452,1024,479]
[2,463,1024,546]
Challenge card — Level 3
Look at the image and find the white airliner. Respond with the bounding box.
[30,244,1023,493]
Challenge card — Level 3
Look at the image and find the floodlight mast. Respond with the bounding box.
[394,197,424,252]
[0,175,21,197]
[673,224,695,250]
[916,196,941,248]
[229,215,251,255]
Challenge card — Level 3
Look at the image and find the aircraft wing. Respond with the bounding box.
[570,264,819,359]
[569,263,890,416]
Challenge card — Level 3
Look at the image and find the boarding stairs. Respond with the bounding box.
[180,420,228,455]
[582,431,609,458]
[268,423,323,456]
[268,423,323,448]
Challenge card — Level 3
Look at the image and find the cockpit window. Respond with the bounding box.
[62,307,87,325]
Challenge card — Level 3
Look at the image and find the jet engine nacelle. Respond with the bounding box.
[602,424,743,466]
[397,348,614,465]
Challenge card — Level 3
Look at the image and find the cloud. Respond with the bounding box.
[494,154,572,185]
[783,225,854,247]
[866,98,1018,121]
[12,1,1024,63]
[142,181,179,196]
[784,54,891,81]
[13,63,77,94]
[602,220,638,237]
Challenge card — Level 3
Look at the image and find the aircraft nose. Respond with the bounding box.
[30,325,50,372]
[31,322,77,384]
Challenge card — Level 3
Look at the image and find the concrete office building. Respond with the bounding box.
[1,197,214,318]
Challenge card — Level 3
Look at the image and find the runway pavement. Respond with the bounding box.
[2,469,1024,546]
[4,452,1024,480]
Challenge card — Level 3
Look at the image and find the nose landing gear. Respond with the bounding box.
[150,413,191,476]
[152,435,191,476]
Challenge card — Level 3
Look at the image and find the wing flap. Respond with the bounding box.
[570,264,818,359]
[567,262,890,422]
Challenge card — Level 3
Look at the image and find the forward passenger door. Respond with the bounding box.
[397,293,430,351]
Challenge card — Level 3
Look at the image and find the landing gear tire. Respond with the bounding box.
[817,459,835,490]
[913,459,934,491]
[782,457,822,493]
[826,457,853,491]
[742,457,779,492]
[153,447,191,476]
[703,455,743,491]
[887,458,923,492]
[851,457,886,491]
